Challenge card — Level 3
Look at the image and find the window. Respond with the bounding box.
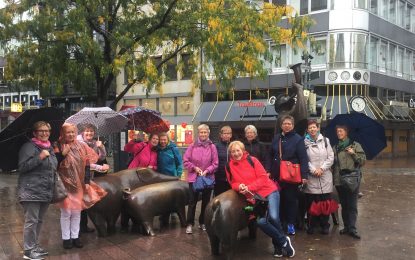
[0,46,4,57]
[159,97,174,116]
[398,0,405,27]
[311,38,326,66]
[311,0,327,12]
[412,53,415,80]
[397,47,404,76]
[369,37,379,71]
[270,44,287,70]
[354,0,368,9]
[352,34,368,69]
[165,56,177,81]
[412,5,415,32]
[404,50,411,79]
[329,33,352,69]
[180,53,192,80]
[379,41,388,72]
[271,0,286,5]
[0,67,4,83]
[389,0,396,24]
[381,0,388,19]
[153,56,162,76]
[388,44,396,75]
[142,98,157,110]
[331,0,352,9]
[177,97,194,115]
[370,0,378,14]
[290,0,308,15]
[123,67,129,85]
[406,4,413,30]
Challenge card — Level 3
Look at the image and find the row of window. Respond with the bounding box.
[264,32,415,81]
[123,96,195,116]
[266,0,415,33]
[0,94,39,108]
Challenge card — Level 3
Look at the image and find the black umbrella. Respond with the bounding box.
[0,107,65,171]
[324,113,386,160]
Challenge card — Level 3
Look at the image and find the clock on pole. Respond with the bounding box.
[349,95,366,112]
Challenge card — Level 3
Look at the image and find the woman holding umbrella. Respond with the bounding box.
[303,120,336,235]
[18,121,58,260]
[124,133,159,169]
[54,123,107,249]
[333,125,366,239]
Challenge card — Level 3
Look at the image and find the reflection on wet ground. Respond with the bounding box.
[1,157,415,259]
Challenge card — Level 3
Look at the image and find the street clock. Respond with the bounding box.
[349,95,366,112]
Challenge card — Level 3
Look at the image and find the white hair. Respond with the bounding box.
[198,124,210,133]
[244,125,257,136]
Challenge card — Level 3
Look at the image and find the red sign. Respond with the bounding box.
[237,101,265,107]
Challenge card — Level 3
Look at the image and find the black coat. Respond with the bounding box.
[215,140,231,181]
[270,131,309,181]
[17,141,58,202]
[243,138,271,172]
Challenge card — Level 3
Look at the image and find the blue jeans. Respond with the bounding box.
[257,191,287,248]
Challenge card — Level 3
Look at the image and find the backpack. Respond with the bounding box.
[225,155,255,181]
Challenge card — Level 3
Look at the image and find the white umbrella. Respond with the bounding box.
[65,107,128,136]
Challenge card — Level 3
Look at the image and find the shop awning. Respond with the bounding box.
[192,100,277,123]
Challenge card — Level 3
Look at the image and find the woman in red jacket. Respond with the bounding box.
[226,141,295,258]
[124,133,159,169]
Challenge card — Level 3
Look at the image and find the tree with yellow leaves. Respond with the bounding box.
[0,0,312,107]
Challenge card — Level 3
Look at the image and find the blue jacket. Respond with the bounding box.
[157,142,183,177]
[270,131,309,181]
[215,140,231,181]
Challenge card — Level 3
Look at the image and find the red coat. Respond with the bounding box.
[226,152,278,199]
[124,141,158,169]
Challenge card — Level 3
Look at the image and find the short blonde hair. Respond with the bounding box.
[228,140,245,154]
[198,124,210,133]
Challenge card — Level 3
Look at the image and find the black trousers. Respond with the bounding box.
[187,183,212,225]
[214,180,231,197]
[80,210,88,229]
[280,182,299,226]
[336,185,359,232]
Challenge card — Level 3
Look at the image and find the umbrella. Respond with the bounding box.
[0,107,65,171]
[324,113,387,160]
[65,107,128,136]
[119,106,169,133]
[308,178,339,216]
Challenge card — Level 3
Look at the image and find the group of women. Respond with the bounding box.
[18,122,108,260]
[18,115,366,259]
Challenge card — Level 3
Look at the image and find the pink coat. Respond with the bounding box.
[124,141,158,169]
[183,138,218,183]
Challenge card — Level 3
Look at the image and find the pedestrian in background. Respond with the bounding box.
[18,121,58,260]
[243,125,271,172]
[333,125,366,239]
[54,123,107,249]
[303,120,334,235]
[270,115,309,236]
[226,141,295,258]
[214,125,233,196]
[183,124,218,234]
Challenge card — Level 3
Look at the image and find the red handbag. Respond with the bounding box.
[279,139,302,184]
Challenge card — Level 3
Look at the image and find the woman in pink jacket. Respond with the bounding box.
[183,124,218,234]
[124,133,159,169]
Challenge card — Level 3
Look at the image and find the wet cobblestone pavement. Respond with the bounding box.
[1,157,415,259]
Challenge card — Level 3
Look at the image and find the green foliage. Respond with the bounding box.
[0,0,312,107]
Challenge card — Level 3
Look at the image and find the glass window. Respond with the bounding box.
[165,56,177,81]
[177,96,194,115]
[176,124,193,147]
[290,0,308,15]
[381,0,388,19]
[369,37,379,71]
[159,97,175,116]
[291,46,303,65]
[142,98,157,111]
[354,0,368,9]
[180,53,193,80]
[0,46,4,57]
[389,0,396,24]
[397,47,404,75]
[272,0,286,5]
[406,5,412,30]
[0,67,4,82]
[398,0,405,27]
[311,0,327,12]
[388,44,396,75]
[379,41,388,72]
[311,38,326,65]
[370,0,378,14]
[352,34,368,69]
[270,44,287,69]
[329,33,352,69]
[124,99,139,106]
[412,5,415,32]
[404,50,411,79]
[331,0,351,9]
[412,53,415,80]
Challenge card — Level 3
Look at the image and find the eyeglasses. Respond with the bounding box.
[36,130,50,133]
[221,132,232,135]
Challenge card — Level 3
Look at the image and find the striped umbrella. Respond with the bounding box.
[65,107,128,136]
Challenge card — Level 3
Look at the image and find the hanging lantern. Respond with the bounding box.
[181,122,187,128]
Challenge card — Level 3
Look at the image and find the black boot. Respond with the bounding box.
[63,239,73,249]
[72,238,84,248]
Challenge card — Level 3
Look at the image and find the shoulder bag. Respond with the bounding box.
[51,171,68,203]
[336,149,361,193]
[279,138,301,184]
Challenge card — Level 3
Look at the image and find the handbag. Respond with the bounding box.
[339,169,361,193]
[279,139,302,184]
[51,172,68,204]
[193,175,215,192]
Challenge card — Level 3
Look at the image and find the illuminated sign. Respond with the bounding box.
[237,101,265,107]
[11,102,23,112]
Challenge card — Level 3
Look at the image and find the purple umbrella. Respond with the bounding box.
[119,107,169,133]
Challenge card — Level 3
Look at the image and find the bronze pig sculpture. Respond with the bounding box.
[87,168,178,237]
[204,190,256,259]
[124,181,189,236]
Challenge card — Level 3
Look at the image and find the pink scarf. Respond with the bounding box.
[31,138,51,149]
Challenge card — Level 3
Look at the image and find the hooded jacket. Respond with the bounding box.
[183,138,218,183]
[226,152,278,199]
[124,140,158,169]
[157,141,183,177]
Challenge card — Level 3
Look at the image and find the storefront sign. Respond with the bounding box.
[237,101,265,107]
[11,103,23,112]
